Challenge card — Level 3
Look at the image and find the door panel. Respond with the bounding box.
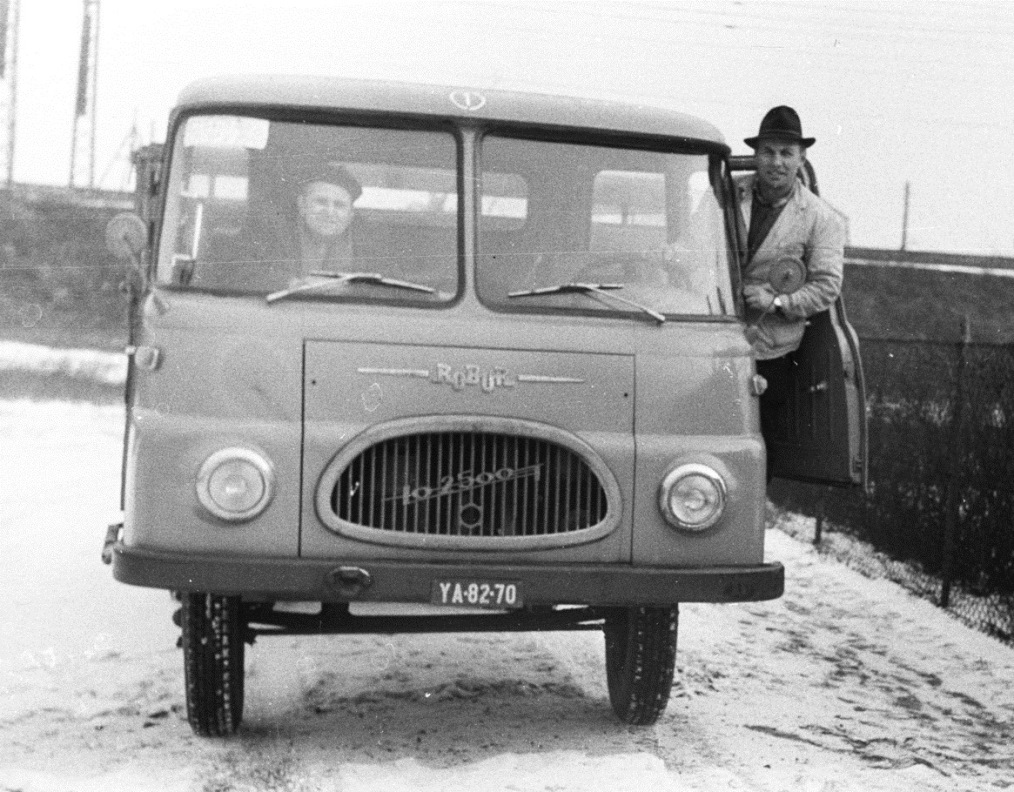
[767,297,868,487]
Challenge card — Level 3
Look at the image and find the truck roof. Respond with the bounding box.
[174,75,727,150]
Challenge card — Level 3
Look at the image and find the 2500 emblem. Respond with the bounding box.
[392,465,542,505]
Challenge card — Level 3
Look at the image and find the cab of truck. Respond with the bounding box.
[105,75,865,736]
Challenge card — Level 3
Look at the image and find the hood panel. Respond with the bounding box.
[300,340,634,562]
[304,340,634,432]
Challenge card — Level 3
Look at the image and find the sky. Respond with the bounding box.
[6,0,1014,255]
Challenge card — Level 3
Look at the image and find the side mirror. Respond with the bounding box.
[106,212,147,264]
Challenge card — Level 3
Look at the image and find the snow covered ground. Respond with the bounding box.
[0,341,126,387]
[0,364,1012,790]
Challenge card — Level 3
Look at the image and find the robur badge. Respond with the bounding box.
[432,363,516,393]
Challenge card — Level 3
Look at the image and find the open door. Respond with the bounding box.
[117,144,164,510]
[767,299,867,487]
[729,156,868,488]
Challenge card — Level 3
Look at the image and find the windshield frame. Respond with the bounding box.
[473,125,740,324]
[152,105,466,309]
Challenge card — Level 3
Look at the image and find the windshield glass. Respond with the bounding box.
[476,135,734,318]
[157,114,460,302]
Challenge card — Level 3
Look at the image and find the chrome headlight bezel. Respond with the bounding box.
[658,463,727,532]
[196,447,276,523]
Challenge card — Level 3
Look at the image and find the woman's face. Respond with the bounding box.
[297,180,355,239]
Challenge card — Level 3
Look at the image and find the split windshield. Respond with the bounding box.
[157,113,735,317]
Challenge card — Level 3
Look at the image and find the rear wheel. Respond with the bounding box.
[181,592,246,736]
[603,605,678,725]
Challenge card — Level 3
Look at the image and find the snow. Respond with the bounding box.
[338,753,678,791]
[0,340,127,386]
[0,397,1012,791]
[0,399,172,677]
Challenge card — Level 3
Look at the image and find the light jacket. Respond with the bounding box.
[737,174,846,360]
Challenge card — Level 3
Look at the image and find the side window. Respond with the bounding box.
[175,148,251,279]
[158,116,265,287]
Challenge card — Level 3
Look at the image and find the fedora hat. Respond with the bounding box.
[744,105,815,149]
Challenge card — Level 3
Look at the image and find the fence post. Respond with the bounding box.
[814,496,824,546]
[940,314,971,609]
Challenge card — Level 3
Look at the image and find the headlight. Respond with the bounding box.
[658,463,726,532]
[196,448,275,522]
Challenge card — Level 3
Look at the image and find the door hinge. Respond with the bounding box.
[126,345,161,371]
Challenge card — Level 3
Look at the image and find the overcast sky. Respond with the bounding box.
[8,0,1014,255]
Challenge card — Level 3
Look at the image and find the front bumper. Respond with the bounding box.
[111,543,784,605]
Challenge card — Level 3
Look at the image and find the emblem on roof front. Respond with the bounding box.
[450,90,486,112]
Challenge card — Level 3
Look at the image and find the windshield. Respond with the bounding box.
[476,135,735,318]
[157,114,460,302]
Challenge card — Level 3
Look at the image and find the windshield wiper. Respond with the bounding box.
[508,282,666,324]
[266,271,436,304]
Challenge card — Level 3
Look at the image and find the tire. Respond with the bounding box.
[181,592,246,736]
[603,605,678,725]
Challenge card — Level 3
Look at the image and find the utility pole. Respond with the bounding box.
[0,0,20,187]
[69,0,99,189]
[900,181,910,251]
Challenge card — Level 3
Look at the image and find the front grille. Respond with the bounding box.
[328,431,609,539]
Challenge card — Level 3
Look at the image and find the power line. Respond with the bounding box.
[425,3,1014,76]
[569,0,1014,40]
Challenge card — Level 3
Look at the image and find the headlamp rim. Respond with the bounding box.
[658,462,727,532]
[196,447,276,522]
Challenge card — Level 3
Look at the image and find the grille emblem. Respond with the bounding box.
[389,464,542,506]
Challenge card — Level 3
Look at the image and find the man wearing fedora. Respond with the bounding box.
[738,105,846,478]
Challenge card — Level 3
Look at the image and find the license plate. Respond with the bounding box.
[430,579,523,609]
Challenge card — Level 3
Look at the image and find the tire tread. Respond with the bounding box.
[181,593,245,736]
[604,605,678,725]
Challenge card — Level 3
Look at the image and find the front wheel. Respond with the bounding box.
[603,605,678,725]
[181,592,246,736]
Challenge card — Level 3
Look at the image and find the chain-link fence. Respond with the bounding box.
[771,324,1014,646]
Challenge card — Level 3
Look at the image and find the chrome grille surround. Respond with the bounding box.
[315,416,621,550]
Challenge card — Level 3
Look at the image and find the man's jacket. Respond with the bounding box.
[737,174,846,360]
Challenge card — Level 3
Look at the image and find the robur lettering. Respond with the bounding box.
[432,364,516,392]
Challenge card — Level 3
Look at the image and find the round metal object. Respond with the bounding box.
[105,212,147,261]
[769,256,806,295]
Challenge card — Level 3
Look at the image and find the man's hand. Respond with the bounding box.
[743,283,777,312]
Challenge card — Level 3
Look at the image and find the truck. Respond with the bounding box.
[103,75,866,736]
